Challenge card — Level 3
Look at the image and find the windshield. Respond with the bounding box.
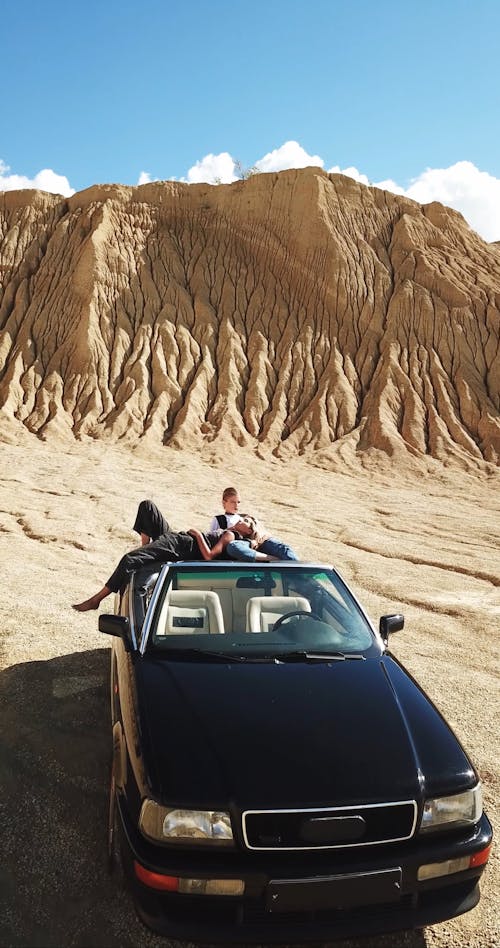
[147,565,377,657]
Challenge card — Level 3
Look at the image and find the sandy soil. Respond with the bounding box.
[0,439,498,948]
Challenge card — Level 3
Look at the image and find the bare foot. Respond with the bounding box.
[72,597,100,612]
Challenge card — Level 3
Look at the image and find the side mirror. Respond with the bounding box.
[379,614,404,644]
[99,614,132,650]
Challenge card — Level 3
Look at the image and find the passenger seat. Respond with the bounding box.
[164,590,225,635]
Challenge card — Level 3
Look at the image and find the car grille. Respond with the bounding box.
[242,801,417,850]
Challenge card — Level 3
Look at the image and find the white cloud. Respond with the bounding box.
[0,159,74,196]
[186,152,238,184]
[255,141,324,173]
[372,177,406,196]
[328,163,370,186]
[327,158,500,242]
[181,141,324,185]
[2,147,499,243]
[140,151,500,241]
[401,161,500,242]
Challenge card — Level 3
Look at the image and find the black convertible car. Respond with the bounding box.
[99,561,492,943]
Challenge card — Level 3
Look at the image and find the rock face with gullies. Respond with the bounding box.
[0,168,499,467]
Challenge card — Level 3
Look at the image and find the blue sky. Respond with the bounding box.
[2,0,499,240]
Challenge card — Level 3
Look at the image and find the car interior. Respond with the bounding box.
[156,571,288,636]
[158,589,312,636]
[146,567,374,652]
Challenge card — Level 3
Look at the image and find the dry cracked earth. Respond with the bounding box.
[0,440,498,948]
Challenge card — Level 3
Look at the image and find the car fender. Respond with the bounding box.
[112,721,127,790]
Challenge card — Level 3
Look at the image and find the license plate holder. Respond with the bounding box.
[266,867,402,912]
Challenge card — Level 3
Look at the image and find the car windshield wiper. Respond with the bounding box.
[276,651,366,662]
[160,648,281,663]
[160,647,249,662]
[157,647,364,663]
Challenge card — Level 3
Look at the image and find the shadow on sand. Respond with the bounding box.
[0,648,427,948]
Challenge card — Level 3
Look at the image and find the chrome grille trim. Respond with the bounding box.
[242,800,418,851]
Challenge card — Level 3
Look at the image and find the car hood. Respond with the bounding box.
[138,653,475,808]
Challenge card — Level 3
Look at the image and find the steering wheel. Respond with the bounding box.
[272,610,322,631]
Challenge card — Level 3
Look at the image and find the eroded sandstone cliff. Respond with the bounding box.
[0,168,499,466]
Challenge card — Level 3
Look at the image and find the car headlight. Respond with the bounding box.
[420,784,482,833]
[139,801,234,846]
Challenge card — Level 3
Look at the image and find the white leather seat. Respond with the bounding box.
[246,596,311,634]
[164,590,224,635]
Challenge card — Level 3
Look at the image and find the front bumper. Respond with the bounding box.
[117,796,492,943]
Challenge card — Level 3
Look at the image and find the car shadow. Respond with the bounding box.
[0,648,427,948]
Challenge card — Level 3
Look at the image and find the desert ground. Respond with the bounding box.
[0,437,498,948]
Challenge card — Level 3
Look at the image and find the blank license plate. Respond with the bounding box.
[266,868,402,912]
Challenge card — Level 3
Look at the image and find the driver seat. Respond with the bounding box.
[246,596,311,634]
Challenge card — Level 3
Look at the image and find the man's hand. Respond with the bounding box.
[234,520,253,537]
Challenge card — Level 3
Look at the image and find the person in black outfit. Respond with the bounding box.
[72,500,228,612]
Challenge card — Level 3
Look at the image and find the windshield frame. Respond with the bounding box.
[140,562,382,659]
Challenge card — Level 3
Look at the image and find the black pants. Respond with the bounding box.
[133,499,171,540]
[106,500,203,592]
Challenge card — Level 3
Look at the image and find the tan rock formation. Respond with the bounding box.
[0,168,499,466]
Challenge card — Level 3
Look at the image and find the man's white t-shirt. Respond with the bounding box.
[209,512,242,536]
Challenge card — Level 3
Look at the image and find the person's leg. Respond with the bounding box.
[73,546,160,611]
[132,500,170,543]
[226,539,273,562]
[72,586,112,611]
[258,538,299,560]
[72,532,193,612]
[105,532,202,588]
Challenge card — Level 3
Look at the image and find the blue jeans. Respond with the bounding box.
[226,537,298,561]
